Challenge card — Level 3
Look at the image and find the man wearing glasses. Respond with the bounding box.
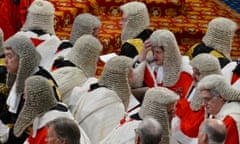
[198,74,240,144]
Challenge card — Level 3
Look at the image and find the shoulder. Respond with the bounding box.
[181,56,193,75]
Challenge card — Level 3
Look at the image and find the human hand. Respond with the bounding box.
[138,39,152,62]
[142,39,152,52]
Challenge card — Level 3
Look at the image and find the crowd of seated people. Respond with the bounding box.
[0,1,239,144]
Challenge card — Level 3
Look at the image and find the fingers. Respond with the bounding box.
[144,39,152,50]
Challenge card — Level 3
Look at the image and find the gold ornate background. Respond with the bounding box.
[49,0,240,76]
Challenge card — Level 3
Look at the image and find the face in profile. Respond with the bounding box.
[167,102,176,125]
[4,48,19,74]
[92,27,100,38]
[128,67,133,85]
[200,90,225,115]
[120,13,128,29]
[192,67,200,85]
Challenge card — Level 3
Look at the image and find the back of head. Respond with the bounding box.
[202,17,237,60]
[14,75,57,137]
[66,34,103,77]
[47,117,81,144]
[199,119,226,144]
[98,56,133,109]
[150,29,181,86]
[21,0,55,34]
[198,74,240,101]
[190,54,222,111]
[70,13,101,44]
[4,34,41,95]
[120,1,150,41]
[136,117,162,144]
[139,87,179,144]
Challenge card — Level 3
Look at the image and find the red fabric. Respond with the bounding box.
[0,0,20,40]
[27,127,48,144]
[231,73,240,85]
[175,98,205,137]
[49,0,240,76]
[120,116,134,126]
[143,65,155,88]
[55,48,61,54]
[0,0,34,40]
[166,71,193,99]
[30,38,45,47]
[153,70,157,79]
[19,0,34,26]
[144,67,192,99]
[119,116,127,125]
[223,115,239,144]
[51,66,58,72]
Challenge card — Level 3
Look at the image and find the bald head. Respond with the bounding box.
[198,119,226,144]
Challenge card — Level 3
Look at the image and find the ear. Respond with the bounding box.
[198,133,208,144]
[59,139,67,144]
[219,96,226,102]
[135,135,140,144]
[202,133,208,143]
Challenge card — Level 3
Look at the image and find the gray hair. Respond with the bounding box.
[209,89,220,98]
[197,74,240,102]
[136,117,162,144]
[199,119,226,144]
[47,117,81,144]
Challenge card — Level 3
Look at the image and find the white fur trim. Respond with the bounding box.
[37,108,74,129]
[171,116,198,144]
[32,117,40,138]
[187,87,196,102]
[76,87,123,123]
[152,65,164,84]
[181,56,193,75]
[37,36,61,69]
[79,125,92,144]
[127,94,140,116]
[146,63,158,86]
[233,79,240,89]
[48,48,71,70]
[214,102,240,142]
[222,61,237,84]
[15,31,51,40]
[74,87,125,143]
[51,67,88,104]
[100,120,141,144]
[69,77,98,112]
[15,31,61,70]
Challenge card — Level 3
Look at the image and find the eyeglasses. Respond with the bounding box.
[202,96,218,103]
